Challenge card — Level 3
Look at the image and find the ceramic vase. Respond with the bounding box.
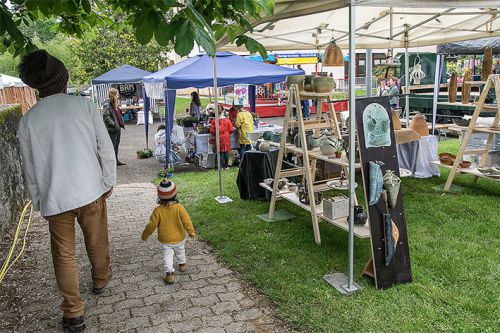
[448,72,458,103]
[286,75,304,91]
[312,76,335,93]
[303,75,315,92]
[482,47,493,81]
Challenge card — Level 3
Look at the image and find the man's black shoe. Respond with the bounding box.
[62,316,86,332]
[117,160,126,166]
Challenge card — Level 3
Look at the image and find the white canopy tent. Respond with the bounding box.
[220,1,500,51]
[219,0,500,294]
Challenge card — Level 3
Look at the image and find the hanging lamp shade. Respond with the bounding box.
[323,40,344,67]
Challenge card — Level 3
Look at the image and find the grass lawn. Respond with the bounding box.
[159,139,499,332]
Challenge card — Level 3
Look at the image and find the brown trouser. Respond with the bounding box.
[46,195,111,318]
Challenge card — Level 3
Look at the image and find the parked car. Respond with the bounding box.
[67,87,80,95]
[80,87,92,96]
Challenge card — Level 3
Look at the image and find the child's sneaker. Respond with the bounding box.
[164,272,175,284]
[179,263,188,272]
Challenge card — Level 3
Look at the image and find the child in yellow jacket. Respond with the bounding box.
[141,179,195,284]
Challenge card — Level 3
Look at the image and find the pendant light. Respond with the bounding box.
[323,37,344,67]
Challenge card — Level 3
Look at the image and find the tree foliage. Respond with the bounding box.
[74,26,170,84]
[1,0,275,58]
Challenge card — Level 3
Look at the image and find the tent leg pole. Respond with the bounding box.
[405,47,410,127]
[432,54,443,134]
[213,55,232,204]
[324,3,361,296]
[366,49,372,97]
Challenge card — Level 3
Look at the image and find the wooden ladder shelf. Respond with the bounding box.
[439,74,500,191]
[263,84,369,244]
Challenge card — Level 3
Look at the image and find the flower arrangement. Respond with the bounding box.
[157,165,175,179]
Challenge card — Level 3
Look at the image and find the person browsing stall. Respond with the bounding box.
[234,105,254,158]
[210,107,234,169]
[103,88,126,166]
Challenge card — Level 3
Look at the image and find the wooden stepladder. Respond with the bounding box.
[444,74,500,191]
[268,84,344,244]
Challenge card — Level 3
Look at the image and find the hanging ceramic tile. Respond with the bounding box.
[363,103,391,148]
[383,170,401,209]
[368,161,384,205]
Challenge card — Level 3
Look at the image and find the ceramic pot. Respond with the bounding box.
[312,134,324,148]
[287,183,297,192]
[294,131,314,150]
[319,136,338,155]
[271,132,282,143]
[286,75,304,91]
[448,72,458,103]
[303,75,315,92]
[348,205,368,226]
[298,184,323,205]
[262,131,273,141]
[312,76,335,93]
[254,139,264,151]
[287,128,298,144]
[259,141,270,152]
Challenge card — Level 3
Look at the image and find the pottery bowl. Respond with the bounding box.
[312,76,335,93]
[285,75,304,91]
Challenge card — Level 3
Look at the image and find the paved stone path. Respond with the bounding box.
[0,183,293,332]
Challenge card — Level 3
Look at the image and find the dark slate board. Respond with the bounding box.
[355,96,412,289]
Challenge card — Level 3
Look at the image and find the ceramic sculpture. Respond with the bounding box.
[462,69,472,104]
[363,103,391,148]
[319,136,338,155]
[383,169,401,208]
[482,47,492,81]
[368,161,384,205]
[448,72,458,103]
[259,141,270,152]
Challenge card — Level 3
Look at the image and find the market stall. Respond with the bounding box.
[219,0,500,293]
[91,64,159,124]
[142,51,304,167]
[0,74,36,114]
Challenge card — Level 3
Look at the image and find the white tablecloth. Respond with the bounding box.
[397,135,440,178]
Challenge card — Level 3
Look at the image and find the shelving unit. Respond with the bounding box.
[435,74,500,191]
[261,84,366,244]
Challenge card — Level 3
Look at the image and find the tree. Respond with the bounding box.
[74,26,170,83]
[1,0,274,58]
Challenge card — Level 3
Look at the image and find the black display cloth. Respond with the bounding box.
[237,149,279,200]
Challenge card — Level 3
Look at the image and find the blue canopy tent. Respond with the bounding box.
[92,65,153,147]
[142,51,304,167]
[92,64,151,84]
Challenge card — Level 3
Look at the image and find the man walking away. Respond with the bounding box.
[18,50,117,332]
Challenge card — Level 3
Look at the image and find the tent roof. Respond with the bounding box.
[142,51,304,89]
[219,0,500,51]
[92,64,151,84]
[0,74,26,88]
[437,37,500,54]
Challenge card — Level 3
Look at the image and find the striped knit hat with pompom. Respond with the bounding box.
[157,179,177,200]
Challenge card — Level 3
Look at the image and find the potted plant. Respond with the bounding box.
[334,141,344,158]
[136,148,153,159]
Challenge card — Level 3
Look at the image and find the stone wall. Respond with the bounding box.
[0,104,28,236]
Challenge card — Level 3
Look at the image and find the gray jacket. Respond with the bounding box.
[18,94,117,216]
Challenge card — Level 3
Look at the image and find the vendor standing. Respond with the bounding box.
[189,91,202,119]
[387,77,399,110]
[235,105,254,157]
[103,88,126,166]
[210,108,234,169]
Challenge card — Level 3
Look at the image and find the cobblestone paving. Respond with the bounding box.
[0,183,294,333]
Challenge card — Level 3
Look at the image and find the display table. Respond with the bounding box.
[236,149,279,200]
[194,124,283,154]
[397,135,440,178]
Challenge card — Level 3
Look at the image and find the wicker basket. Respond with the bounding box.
[409,113,429,137]
[439,153,456,166]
